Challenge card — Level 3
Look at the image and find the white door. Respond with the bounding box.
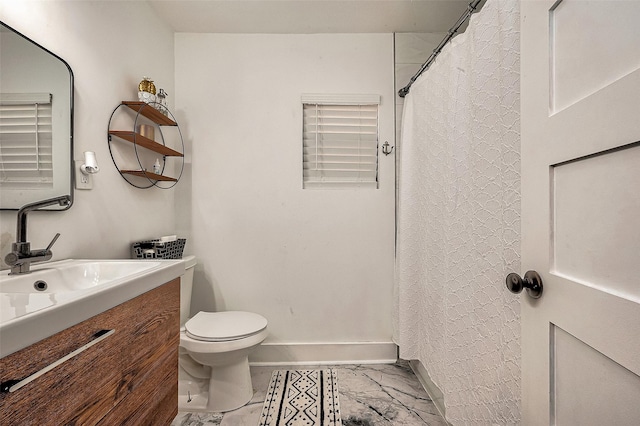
[520,1,640,424]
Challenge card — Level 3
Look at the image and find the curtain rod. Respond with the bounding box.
[398,0,483,98]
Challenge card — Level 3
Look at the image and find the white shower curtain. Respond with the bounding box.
[394,0,521,424]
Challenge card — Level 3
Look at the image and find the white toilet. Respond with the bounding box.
[178,255,268,412]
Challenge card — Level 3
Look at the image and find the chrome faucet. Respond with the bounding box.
[4,195,71,275]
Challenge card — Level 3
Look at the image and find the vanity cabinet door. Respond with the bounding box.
[0,279,180,425]
[96,278,180,425]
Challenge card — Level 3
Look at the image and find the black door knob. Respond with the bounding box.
[506,271,543,299]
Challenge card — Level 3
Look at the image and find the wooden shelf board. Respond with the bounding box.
[109,131,183,157]
[122,101,177,126]
[120,170,177,182]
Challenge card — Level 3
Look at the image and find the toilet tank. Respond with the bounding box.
[180,255,197,327]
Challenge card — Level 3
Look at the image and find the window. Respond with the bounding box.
[302,94,380,189]
[0,93,53,189]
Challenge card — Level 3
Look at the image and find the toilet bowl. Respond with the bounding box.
[178,256,268,412]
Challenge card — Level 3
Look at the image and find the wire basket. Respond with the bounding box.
[131,238,186,259]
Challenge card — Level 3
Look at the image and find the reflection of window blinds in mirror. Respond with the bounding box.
[302,94,380,189]
[0,93,53,189]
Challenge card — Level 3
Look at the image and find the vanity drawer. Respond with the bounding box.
[0,279,180,425]
[0,309,124,423]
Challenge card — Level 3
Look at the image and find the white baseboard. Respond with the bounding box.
[249,341,398,366]
[409,360,448,424]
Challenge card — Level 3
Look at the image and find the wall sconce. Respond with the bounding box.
[75,151,99,190]
[81,151,100,175]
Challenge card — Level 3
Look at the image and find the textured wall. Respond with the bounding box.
[395,0,521,423]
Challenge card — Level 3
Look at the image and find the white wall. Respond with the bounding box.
[394,33,444,141]
[175,34,396,361]
[0,3,398,363]
[0,1,178,264]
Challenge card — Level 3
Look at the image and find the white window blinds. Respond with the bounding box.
[302,94,380,189]
[0,93,53,189]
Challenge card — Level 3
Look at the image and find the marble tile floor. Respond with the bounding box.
[172,360,448,426]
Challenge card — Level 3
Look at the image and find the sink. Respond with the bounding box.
[0,258,184,358]
[1,260,163,294]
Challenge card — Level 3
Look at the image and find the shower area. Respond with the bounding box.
[393,0,522,423]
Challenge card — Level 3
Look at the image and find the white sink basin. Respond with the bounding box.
[0,258,184,358]
[1,260,163,294]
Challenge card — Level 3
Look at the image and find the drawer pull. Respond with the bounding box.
[1,329,115,393]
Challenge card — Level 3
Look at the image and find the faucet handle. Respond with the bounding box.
[45,233,61,251]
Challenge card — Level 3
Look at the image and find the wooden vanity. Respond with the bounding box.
[0,279,180,425]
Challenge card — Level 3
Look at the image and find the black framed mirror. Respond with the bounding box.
[0,21,73,210]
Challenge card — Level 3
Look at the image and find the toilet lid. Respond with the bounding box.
[185,311,268,342]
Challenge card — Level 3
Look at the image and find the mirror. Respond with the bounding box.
[0,21,73,210]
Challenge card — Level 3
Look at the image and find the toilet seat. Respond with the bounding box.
[185,311,268,342]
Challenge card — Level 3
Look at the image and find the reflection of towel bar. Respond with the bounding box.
[0,329,115,393]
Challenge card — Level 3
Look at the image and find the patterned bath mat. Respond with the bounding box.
[259,369,342,426]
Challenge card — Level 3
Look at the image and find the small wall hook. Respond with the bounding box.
[382,141,394,156]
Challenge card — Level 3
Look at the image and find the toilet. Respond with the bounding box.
[178,255,268,412]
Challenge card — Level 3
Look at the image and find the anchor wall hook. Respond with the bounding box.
[382,141,394,156]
